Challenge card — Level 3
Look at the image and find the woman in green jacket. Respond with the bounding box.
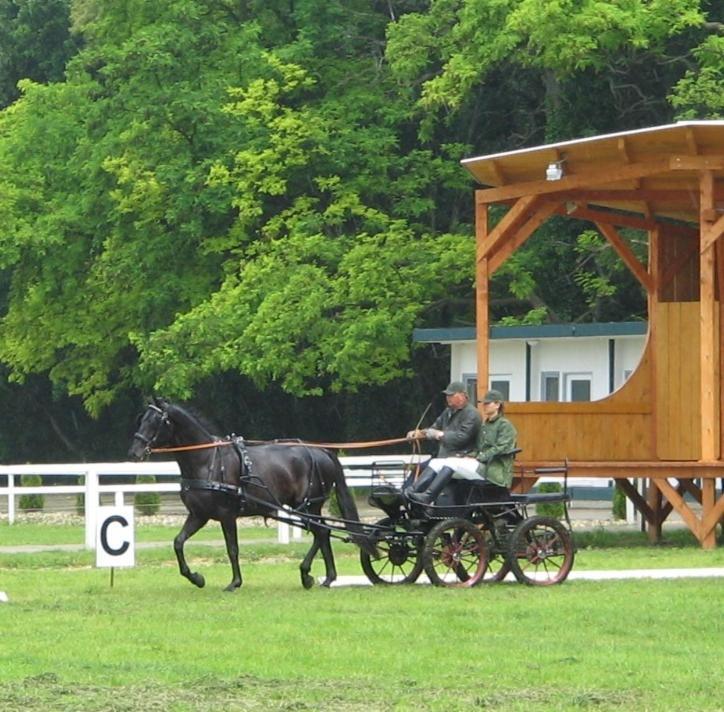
[406,389,517,505]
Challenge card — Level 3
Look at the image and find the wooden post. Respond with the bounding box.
[648,227,659,458]
[475,195,490,405]
[700,171,720,461]
[646,480,663,543]
[701,478,716,549]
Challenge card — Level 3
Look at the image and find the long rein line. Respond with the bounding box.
[149,435,412,454]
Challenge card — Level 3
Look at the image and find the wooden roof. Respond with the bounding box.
[461,121,724,224]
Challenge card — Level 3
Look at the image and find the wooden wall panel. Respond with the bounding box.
[507,341,654,461]
[655,302,701,459]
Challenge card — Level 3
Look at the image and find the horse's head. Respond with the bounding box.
[128,398,174,460]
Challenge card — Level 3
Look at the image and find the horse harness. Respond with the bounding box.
[179,435,324,518]
[137,403,330,518]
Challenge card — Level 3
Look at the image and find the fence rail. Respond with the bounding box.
[0,457,621,547]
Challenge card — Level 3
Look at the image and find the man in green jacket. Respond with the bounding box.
[406,389,517,505]
[404,381,481,499]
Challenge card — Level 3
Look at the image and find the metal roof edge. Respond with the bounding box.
[460,120,724,168]
[413,321,648,343]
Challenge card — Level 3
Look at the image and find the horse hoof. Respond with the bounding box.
[190,573,205,588]
[224,582,241,592]
[301,573,315,589]
[320,579,334,588]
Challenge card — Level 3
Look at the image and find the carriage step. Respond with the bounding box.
[511,492,571,504]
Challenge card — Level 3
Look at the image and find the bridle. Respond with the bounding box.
[132,404,172,456]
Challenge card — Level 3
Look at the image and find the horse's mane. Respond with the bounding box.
[166,400,225,438]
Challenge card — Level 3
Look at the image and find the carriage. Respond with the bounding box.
[130,399,575,590]
[357,457,576,588]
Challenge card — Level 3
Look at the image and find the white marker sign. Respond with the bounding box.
[96,506,135,568]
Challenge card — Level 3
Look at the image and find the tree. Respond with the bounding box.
[0,0,81,108]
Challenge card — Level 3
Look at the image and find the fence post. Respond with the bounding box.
[277,511,290,544]
[84,469,98,549]
[8,473,15,525]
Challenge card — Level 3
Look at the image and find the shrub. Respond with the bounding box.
[535,481,564,518]
[19,474,44,512]
[134,475,161,516]
[76,475,85,515]
[612,484,627,520]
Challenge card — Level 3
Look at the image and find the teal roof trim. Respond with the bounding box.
[413,321,648,343]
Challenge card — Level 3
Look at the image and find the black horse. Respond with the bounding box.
[128,397,370,591]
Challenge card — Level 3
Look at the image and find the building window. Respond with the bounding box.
[565,373,592,401]
[489,378,510,400]
[541,372,560,401]
[462,375,477,403]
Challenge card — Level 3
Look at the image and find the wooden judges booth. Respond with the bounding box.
[463,121,724,548]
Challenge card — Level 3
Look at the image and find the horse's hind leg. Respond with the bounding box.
[299,534,320,589]
[220,516,242,592]
[317,528,337,588]
[299,527,337,589]
[174,512,209,588]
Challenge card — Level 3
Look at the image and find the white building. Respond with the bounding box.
[413,321,647,403]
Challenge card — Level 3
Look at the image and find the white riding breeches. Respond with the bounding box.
[427,457,486,481]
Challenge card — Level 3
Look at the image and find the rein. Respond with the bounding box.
[151,435,412,454]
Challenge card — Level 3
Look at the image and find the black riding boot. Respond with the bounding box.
[403,466,436,495]
[407,466,456,505]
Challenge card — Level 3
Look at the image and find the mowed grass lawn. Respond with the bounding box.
[0,523,722,711]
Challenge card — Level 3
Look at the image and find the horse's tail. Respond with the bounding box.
[326,450,377,556]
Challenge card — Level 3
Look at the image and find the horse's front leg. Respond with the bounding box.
[174,512,209,588]
[220,516,242,592]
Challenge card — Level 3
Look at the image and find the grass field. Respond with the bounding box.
[1,522,723,711]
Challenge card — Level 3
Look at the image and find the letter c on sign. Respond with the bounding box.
[100,515,130,556]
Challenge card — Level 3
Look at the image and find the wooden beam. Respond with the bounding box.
[489,201,559,274]
[652,478,701,540]
[554,188,724,203]
[701,212,724,254]
[615,478,654,522]
[700,484,724,547]
[670,155,724,171]
[475,203,490,405]
[700,170,720,461]
[595,221,654,293]
[477,193,541,262]
[476,159,670,204]
[562,204,659,231]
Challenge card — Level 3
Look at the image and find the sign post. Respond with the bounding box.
[95,506,135,585]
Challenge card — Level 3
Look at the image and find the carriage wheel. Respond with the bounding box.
[506,516,575,586]
[360,518,424,585]
[422,518,488,588]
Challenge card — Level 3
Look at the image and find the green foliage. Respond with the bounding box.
[18,473,43,511]
[0,0,720,459]
[134,474,161,516]
[0,0,80,108]
[535,481,564,517]
[75,475,84,515]
[670,35,724,118]
[612,484,627,520]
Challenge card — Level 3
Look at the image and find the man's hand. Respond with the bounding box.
[406,429,425,440]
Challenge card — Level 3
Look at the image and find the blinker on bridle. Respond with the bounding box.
[133,404,170,456]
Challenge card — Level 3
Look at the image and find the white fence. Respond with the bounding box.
[0,457,624,548]
[0,456,422,548]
